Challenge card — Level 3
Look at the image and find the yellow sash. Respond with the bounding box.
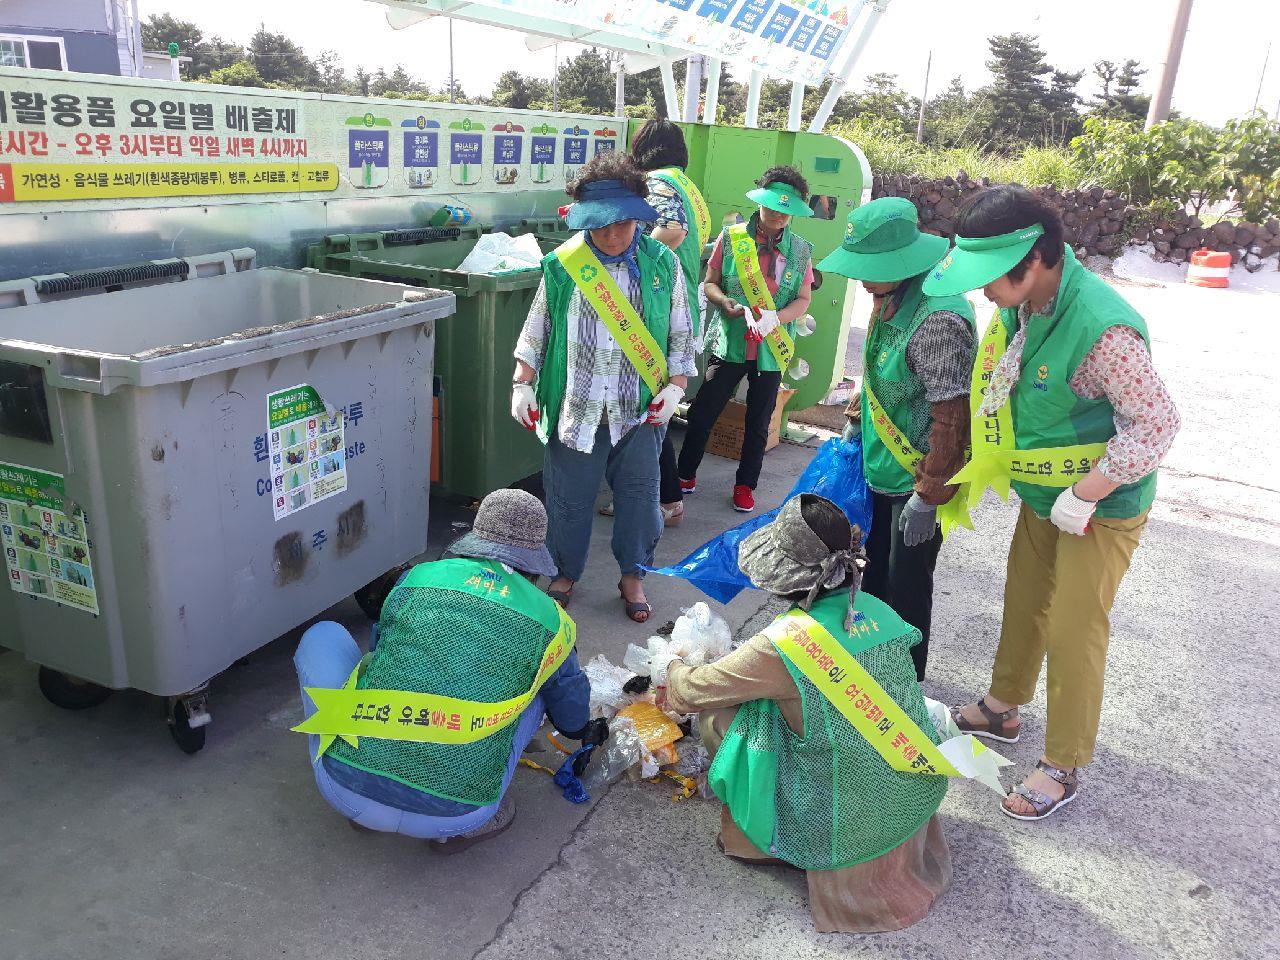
[763,611,964,778]
[864,381,973,539]
[726,222,796,371]
[949,309,1107,505]
[555,234,669,396]
[655,167,711,249]
[293,605,576,758]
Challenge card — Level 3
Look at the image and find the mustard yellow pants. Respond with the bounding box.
[989,502,1149,768]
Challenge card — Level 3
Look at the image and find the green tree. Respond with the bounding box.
[1044,68,1084,142]
[555,49,616,115]
[247,27,319,89]
[202,60,266,88]
[1092,58,1148,121]
[140,13,201,60]
[141,13,241,78]
[491,70,550,110]
[352,66,372,97]
[980,33,1054,143]
[314,50,347,94]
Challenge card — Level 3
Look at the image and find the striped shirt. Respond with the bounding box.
[515,256,696,453]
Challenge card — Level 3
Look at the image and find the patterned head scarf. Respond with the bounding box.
[738,494,868,631]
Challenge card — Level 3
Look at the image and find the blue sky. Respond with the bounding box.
[145,0,1280,125]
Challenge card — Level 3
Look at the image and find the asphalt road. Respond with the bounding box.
[1,274,1276,960]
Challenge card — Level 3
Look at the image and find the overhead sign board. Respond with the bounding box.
[368,0,859,86]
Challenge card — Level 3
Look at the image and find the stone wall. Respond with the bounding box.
[871,172,1280,273]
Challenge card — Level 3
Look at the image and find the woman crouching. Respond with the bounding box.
[660,494,951,933]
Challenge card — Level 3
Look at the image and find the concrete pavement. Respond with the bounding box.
[2,276,1277,959]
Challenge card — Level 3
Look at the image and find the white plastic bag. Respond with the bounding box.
[583,654,637,719]
[456,231,544,274]
[624,602,733,684]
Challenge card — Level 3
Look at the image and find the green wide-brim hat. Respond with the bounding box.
[746,182,814,218]
[921,223,1046,296]
[817,196,948,283]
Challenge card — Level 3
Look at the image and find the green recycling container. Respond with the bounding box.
[307,226,553,501]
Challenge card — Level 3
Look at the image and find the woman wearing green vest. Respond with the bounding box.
[597,118,709,526]
[293,490,600,850]
[662,495,951,933]
[514,152,696,623]
[923,186,1180,821]
[677,166,815,514]
[818,196,976,682]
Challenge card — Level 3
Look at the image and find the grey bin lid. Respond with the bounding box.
[0,268,456,395]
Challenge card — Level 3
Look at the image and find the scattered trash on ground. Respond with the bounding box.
[527,603,733,802]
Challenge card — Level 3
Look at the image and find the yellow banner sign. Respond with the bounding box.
[951,310,1107,503]
[294,604,575,758]
[726,222,795,371]
[864,382,973,539]
[764,611,963,778]
[555,234,669,396]
[0,161,339,202]
[655,166,711,249]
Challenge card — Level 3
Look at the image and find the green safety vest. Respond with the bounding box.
[710,214,812,372]
[999,247,1157,519]
[707,589,947,871]
[326,558,562,806]
[649,168,707,337]
[861,274,976,494]
[535,231,676,444]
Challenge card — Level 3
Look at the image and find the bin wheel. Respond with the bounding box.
[37,667,113,710]
[168,700,207,754]
[354,565,407,621]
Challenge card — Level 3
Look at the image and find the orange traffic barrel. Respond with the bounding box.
[1187,248,1231,288]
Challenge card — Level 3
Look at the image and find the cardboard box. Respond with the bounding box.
[705,388,796,461]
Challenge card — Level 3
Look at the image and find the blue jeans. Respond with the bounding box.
[294,621,545,839]
[544,421,663,582]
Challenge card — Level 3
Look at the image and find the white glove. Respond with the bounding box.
[645,383,685,427]
[1050,486,1097,536]
[511,382,538,430]
[747,307,780,341]
[795,314,817,337]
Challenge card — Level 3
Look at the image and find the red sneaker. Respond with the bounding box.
[732,485,755,513]
[679,476,697,495]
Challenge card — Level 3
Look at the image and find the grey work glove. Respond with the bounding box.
[898,493,938,547]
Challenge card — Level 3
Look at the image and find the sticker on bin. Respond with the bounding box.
[0,461,99,615]
[267,384,347,521]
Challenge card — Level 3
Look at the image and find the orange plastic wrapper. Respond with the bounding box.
[617,701,682,759]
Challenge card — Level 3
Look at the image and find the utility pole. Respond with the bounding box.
[1145,0,1194,130]
[553,44,559,112]
[915,50,932,143]
[448,19,455,103]
[1254,43,1271,115]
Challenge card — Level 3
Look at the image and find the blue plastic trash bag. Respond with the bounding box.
[648,435,873,605]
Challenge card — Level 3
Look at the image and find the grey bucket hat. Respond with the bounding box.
[738,494,867,628]
[449,488,558,578]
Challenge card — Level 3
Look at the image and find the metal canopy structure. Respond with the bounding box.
[366,0,892,132]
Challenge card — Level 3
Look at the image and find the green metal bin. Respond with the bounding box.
[307,226,552,501]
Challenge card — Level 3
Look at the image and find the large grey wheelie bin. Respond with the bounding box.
[0,250,454,752]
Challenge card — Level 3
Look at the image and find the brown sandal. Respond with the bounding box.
[1002,761,1079,821]
[618,580,651,624]
[950,697,1021,743]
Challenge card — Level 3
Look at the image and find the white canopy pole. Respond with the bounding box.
[744,69,763,128]
[615,62,626,120]
[808,0,889,133]
[682,56,704,122]
[703,57,722,125]
[659,61,680,119]
[787,81,805,131]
